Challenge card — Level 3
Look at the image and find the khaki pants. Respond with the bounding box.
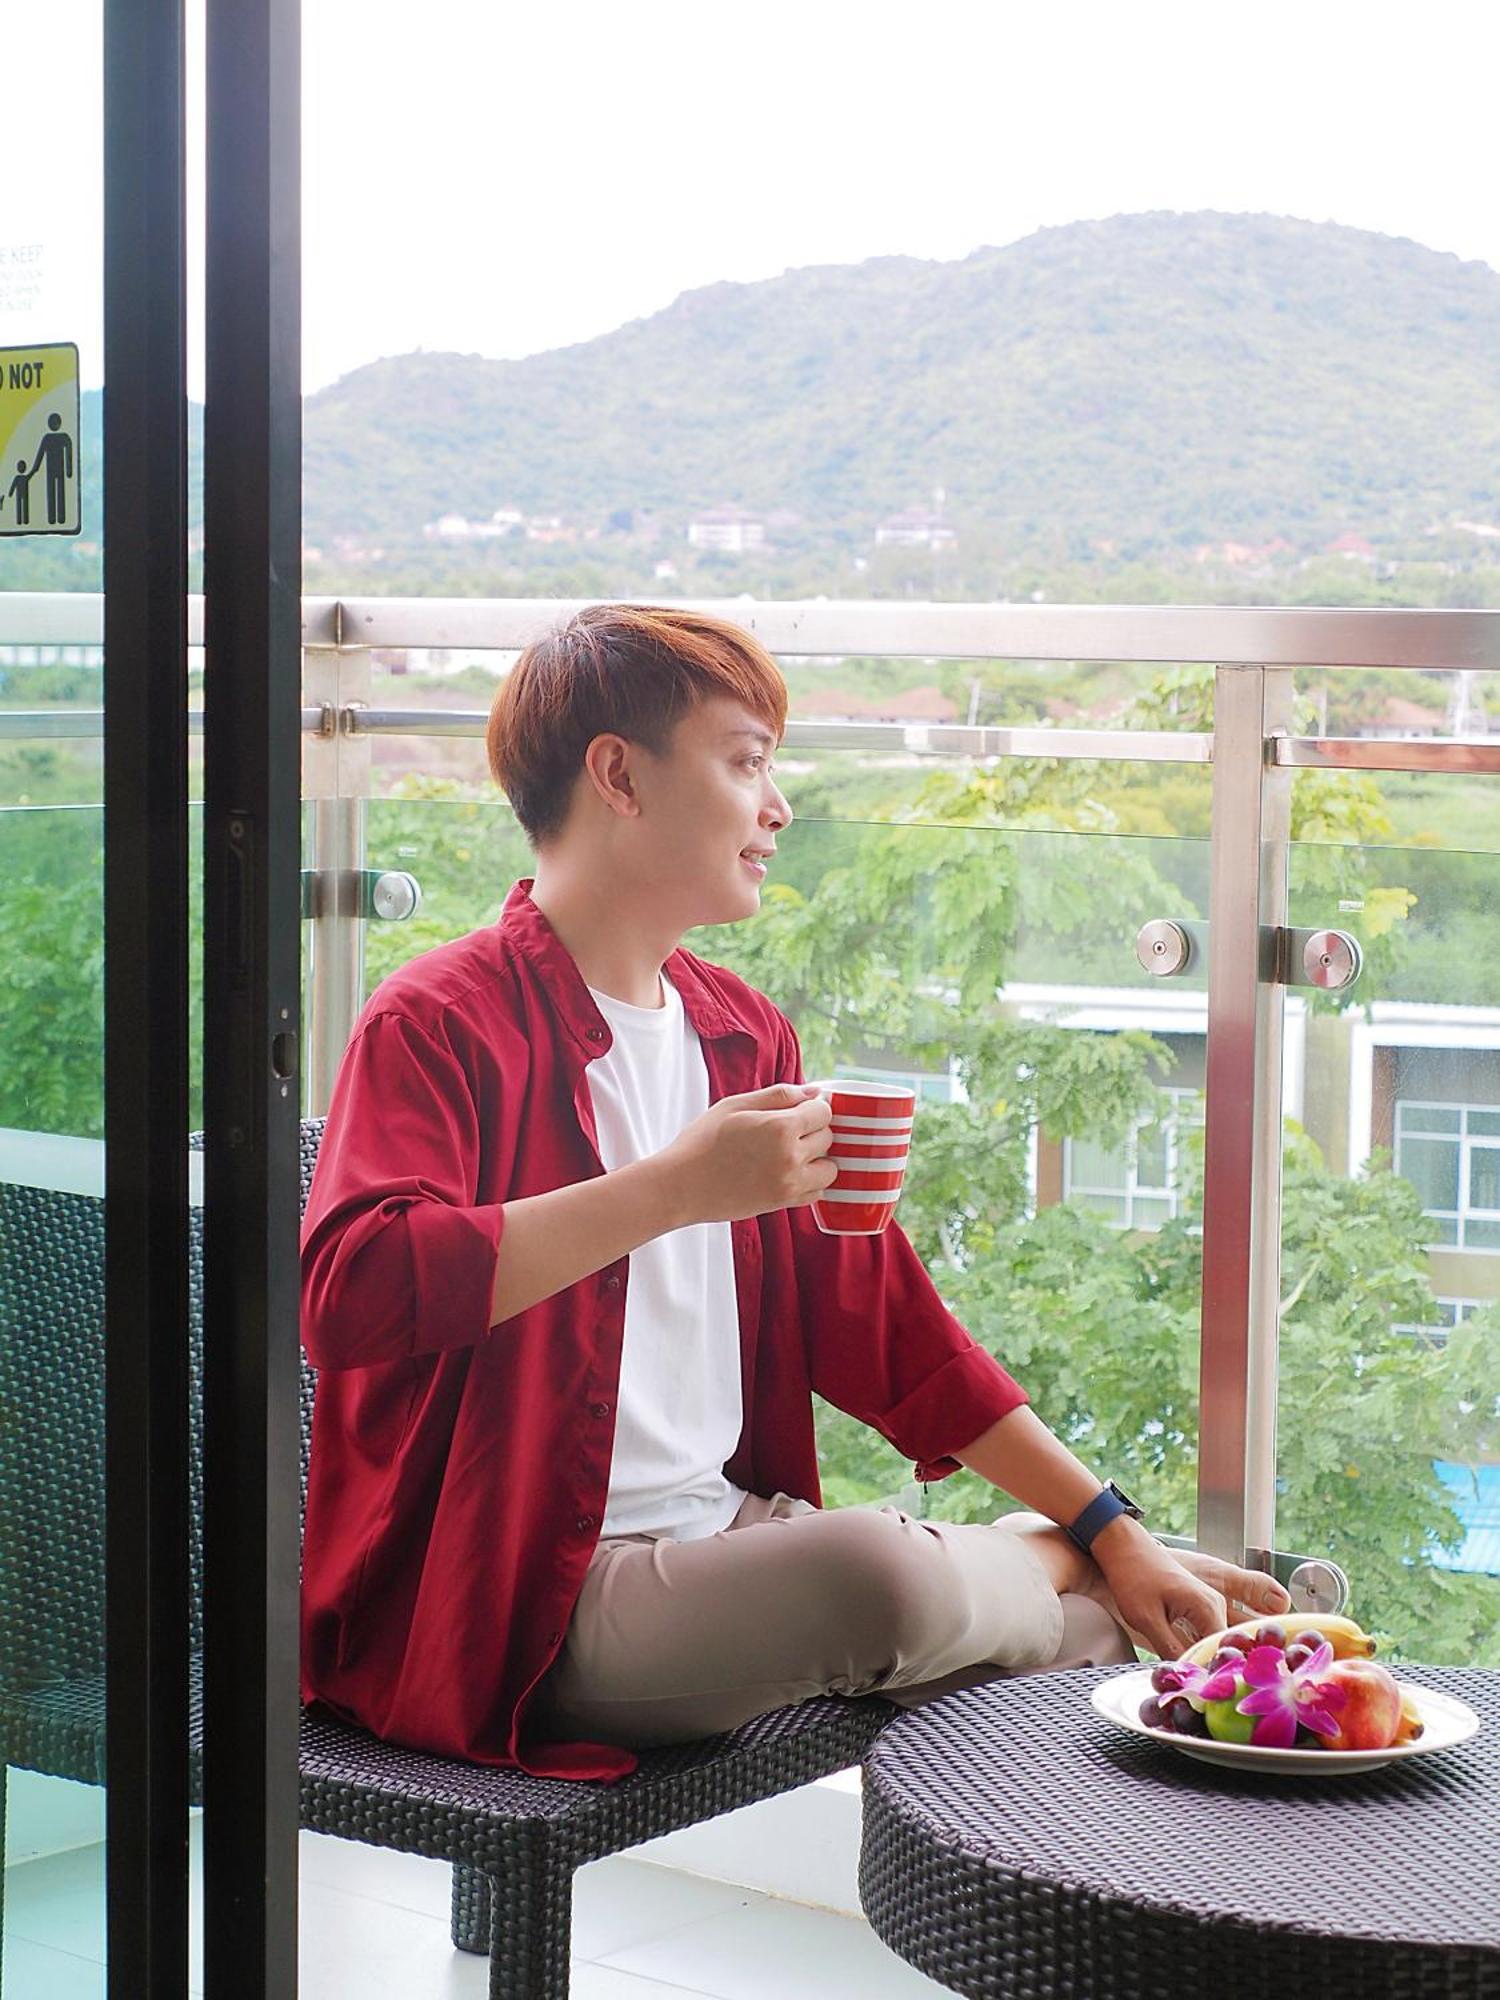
[532,1490,1136,1749]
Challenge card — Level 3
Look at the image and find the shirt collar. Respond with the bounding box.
[500,879,748,1049]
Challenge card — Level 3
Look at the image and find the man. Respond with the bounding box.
[300,604,1286,1781]
[27,413,73,527]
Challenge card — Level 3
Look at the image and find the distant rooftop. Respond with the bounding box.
[794,684,959,723]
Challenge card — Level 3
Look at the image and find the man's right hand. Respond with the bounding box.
[654,1083,838,1225]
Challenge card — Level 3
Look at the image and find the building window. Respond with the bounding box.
[1394,1297,1488,1344]
[1063,1088,1203,1231]
[1394,1101,1500,1251]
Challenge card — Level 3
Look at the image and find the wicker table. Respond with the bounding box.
[860,1663,1500,1998]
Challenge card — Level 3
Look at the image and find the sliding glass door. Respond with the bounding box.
[1,0,302,1993]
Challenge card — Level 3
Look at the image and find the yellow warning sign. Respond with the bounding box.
[0,343,80,537]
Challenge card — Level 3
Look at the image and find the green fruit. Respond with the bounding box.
[1202,1690,1256,1745]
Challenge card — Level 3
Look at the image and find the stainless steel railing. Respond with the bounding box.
[6,586,1500,661]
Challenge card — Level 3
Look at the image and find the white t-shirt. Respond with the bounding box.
[585,969,750,1542]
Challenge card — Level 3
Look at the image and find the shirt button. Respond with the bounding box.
[586,1027,605,1042]
[575,1514,595,1534]
[604,1274,620,1292]
[547,1630,562,1647]
[590,1401,610,1419]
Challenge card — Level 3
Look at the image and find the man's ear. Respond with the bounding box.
[581,733,641,819]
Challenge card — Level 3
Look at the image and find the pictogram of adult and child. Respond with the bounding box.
[0,412,74,527]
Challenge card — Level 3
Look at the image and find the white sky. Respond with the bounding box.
[5,0,1500,398]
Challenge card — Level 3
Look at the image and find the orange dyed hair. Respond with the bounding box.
[487,604,788,847]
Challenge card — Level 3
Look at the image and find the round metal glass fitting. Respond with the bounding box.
[1301,929,1362,991]
[1287,1558,1350,1616]
[1135,918,1193,978]
[371,870,422,922]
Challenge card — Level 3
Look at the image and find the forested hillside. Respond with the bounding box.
[298,211,1500,560]
[6,210,1500,595]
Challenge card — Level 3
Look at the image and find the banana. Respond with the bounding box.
[1177,1612,1377,1671]
[1394,1689,1425,1746]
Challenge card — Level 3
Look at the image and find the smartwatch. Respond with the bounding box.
[1065,1479,1144,1554]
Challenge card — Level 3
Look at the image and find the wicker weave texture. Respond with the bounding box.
[0,1186,111,1689]
[2,1118,900,1998]
[861,1662,1500,1999]
[300,1691,891,1861]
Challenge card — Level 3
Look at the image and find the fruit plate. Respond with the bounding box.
[1091,1667,1480,1776]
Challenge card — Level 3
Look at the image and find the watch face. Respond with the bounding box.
[1108,1480,1143,1517]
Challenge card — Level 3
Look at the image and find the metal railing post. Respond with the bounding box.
[302,643,371,1115]
[1196,664,1293,1568]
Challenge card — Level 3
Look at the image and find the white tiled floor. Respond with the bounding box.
[3,1828,953,1998]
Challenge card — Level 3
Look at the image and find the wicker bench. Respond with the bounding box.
[0,1118,897,1997]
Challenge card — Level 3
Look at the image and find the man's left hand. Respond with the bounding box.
[1091,1520,1291,1660]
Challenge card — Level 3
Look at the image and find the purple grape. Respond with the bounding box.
[1150,1663,1184,1695]
[1138,1696,1167,1729]
[1173,1702,1211,1737]
[1255,1622,1287,1650]
[1220,1631,1256,1654]
[1285,1643,1314,1672]
[1211,1646,1243,1673]
[1296,1629,1328,1654]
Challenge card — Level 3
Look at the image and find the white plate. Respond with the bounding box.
[1090,1666,1481,1776]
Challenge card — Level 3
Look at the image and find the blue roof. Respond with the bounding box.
[1431,1461,1500,1576]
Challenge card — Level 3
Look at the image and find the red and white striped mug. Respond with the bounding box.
[807,1079,915,1236]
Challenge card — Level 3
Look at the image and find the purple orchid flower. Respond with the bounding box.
[1233,1642,1348,1749]
[1158,1657,1241,1706]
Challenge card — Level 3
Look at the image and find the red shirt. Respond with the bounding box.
[300,881,1028,1780]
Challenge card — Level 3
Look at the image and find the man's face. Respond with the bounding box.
[624,696,793,930]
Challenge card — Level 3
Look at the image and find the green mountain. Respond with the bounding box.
[302,211,1500,561]
[6,211,1499,597]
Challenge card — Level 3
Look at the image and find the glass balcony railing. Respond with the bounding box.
[1279,826,1500,1661]
[5,593,1500,1680]
[0,801,103,1139]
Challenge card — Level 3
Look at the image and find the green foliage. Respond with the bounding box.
[1247,1139,1497,1664]
[0,857,104,1134]
[834,1132,1500,1664]
[363,779,531,992]
[703,682,1485,1665]
[926,1202,1200,1530]
[1109,665,1419,1008]
[1288,770,1417,1012]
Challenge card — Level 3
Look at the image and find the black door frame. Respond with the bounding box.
[102,0,303,1987]
[201,0,304,1987]
[103,0,192,1990]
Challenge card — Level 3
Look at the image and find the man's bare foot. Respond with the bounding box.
[992,1514,1285,1657]
[1072,1539,1283,1655]
[993,1512,1153,1645]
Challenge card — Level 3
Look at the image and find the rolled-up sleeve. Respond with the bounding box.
[301,1011,505,1370]
[772,1012,1028,1480]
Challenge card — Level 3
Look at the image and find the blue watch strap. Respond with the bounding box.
[1066,1485,1130,1553]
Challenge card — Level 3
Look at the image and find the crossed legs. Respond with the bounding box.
[530,1492,1136,1749]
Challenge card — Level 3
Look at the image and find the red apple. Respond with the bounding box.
[1309,1659,1404,1751]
